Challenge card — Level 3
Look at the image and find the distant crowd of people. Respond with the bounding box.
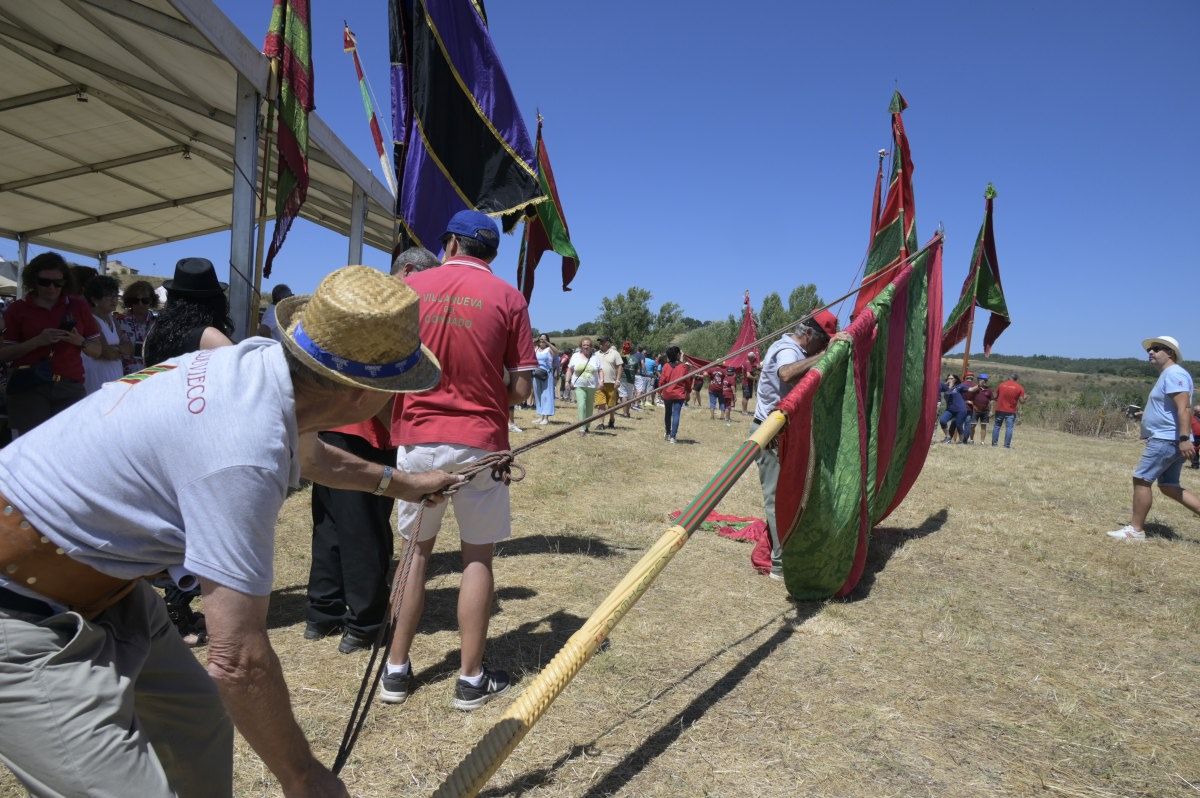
[520,337,768,444]
[937,371,1028,448]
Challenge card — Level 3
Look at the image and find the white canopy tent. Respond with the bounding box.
[0,0,396,338]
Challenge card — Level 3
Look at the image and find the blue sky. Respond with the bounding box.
[10,1,1199,357]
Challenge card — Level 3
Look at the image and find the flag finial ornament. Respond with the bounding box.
[985,182,997,200]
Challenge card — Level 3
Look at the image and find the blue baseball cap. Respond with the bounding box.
[442,209,500,249]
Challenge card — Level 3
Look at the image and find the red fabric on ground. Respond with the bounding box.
[669,510,772,574]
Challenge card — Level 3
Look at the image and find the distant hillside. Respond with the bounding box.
[946,352,1199,381]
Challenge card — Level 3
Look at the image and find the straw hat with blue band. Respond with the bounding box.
[275,265,441,393]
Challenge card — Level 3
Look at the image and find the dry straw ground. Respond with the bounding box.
[5,397,1198,797]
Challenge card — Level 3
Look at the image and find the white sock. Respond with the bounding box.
[385,660,410,677]
[460,670,484,687]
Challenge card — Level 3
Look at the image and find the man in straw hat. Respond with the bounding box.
[752,310,849,579]
[382,209,537,710]
[1108,335,1198,541]
[0,266,461,797]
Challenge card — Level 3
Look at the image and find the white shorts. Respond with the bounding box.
[618,382,631,401]
[395,443,512,545]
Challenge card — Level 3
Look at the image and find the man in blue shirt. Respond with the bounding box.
[1108,335,1198,541]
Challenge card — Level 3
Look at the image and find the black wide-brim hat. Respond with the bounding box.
[162,257,227,297]
[276,266,441,393]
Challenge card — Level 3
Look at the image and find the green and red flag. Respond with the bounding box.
[517,116,579,302]
[866,149,885,250]
[941,184,1010,355]
[263,0,314,278]
[774,235,944,600]
[344,24,397,197]
[853,92,917,318]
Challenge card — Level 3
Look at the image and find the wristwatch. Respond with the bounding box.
[372,465,394,496]
[1181,435,1191,442]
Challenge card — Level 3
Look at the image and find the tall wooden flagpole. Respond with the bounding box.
[252,58,280,332]
[961,302,975,378]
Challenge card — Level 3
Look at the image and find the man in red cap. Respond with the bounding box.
[751,311,848,579]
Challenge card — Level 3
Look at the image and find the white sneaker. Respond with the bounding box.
[1106,525,1146,541]
[508,422,523,434]
[667,437,676,444]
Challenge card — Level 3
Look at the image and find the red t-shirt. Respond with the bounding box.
[660,362,690,401]
[330,407,395,450]
[394,256,537,452]
[2,294,101,383]
[708,369,725,394]
[1190,414,1200,437]
[721,373,736,400]
[968,386,994,412]
[994,380,1026,414]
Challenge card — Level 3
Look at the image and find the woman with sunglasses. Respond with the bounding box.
[0,252,102,435]
[117,279,159,374]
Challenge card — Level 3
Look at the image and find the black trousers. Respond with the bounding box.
[306,431,397,637]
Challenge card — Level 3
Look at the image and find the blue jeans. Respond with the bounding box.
[992,412,1015,447]
[663,399,683,438]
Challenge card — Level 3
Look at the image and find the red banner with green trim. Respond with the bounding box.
[941,184,1011,356]
[774,236,943,600]
[263,0,314,278]
[853,92,917,318]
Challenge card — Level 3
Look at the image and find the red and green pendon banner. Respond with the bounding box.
[941,184,1011,356]
[774,234,944,600]
[263,0,314,278]
[517,116,580,302]
[853,92,917,318]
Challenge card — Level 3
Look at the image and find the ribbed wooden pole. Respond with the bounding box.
[431,412,788,797]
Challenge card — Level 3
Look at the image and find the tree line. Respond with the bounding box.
[541,283,824,360]
[946,352,1200,381]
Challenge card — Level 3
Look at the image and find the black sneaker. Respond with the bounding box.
[453,665,511,711]
[303,620,341,640]
[379,664,413,704]
[337,630,375,654]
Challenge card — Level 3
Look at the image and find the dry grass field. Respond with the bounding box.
[4,399,1198,797]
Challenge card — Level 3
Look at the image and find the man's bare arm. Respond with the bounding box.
[299,432,462,501]
[778,332,852,384]
[201,581,348,797]
[1173,391,1196,460]
[507,371,533,405]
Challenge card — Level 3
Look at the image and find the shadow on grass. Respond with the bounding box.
[266,583,308,630]
[1143,521,1199,544]
[266,581,540,633]
[843,507,949,601]
[478,607,817,798]
[412,608,589,692]
[425,533,622,577]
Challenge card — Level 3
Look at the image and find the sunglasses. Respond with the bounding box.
[1146,345,1166,353]
[36,277,65,288]
[125,296,154,305]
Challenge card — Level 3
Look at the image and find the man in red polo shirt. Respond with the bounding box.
[992,373,1028,448]
[382,210,536,710]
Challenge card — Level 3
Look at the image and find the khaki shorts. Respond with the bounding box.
[395,443,512,545]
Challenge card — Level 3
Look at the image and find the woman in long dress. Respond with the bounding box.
[532,334,558,425]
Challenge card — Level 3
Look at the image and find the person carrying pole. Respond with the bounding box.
[751,309,848,579]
